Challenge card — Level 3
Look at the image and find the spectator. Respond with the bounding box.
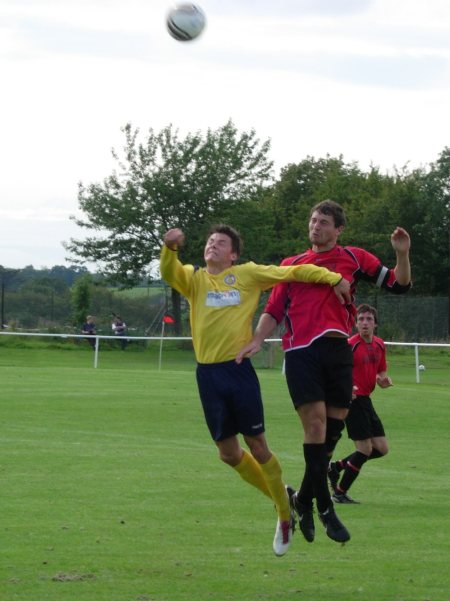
[81,315,97,350]
[112,314,128,350]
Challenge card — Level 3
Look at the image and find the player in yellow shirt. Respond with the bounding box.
[160,224,351,556]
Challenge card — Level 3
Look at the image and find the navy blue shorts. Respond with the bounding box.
[285,337,353,409]
[196,359,265,442]
[346,395,386,440]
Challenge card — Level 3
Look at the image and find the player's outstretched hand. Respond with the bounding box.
[391,227,410,253]
[164,228,185,250]
[235,340,262,364]
[334,277,352,304]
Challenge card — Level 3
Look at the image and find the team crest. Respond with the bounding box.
[224,274,236,286]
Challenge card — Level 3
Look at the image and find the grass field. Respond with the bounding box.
[112,286,165,299]
[1,344,449,601]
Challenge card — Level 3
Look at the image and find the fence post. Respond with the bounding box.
[158,322,165,371]
[414,343,420,383]
[94,336,99,369]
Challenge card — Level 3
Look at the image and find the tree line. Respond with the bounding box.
[63,120,449,333]
[0,266,166,332]
[1,121,449,336]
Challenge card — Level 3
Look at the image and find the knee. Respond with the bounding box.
[358,442,373,457]
[306,418,326,442]
[244,436,271,464]
[373,439,389,457]
[325,417,345,454]
[219,449,241,467]
[217,441,243,467]
[298,404,328,442]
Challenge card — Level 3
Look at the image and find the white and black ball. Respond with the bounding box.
[166,4,206,42]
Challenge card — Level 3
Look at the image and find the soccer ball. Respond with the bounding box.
[166,4,206,42]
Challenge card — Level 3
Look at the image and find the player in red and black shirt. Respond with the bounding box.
[236,200,411,545]
[328,304,392,504]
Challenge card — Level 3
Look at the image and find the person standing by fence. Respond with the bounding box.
[112,314,128,350]
[81,315,97,350]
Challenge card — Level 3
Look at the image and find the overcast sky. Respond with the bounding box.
[1,0,449,269]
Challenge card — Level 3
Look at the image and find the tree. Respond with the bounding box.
[258,153,449,297]
[71,274,93,327]
[421,148,450,297]
[263,155,370,262]
[350,151,450,296]
[64,120,274,332]
[0,267,19,328]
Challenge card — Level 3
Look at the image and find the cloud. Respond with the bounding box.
[0,208,74,221]
[0,0,449,268]
[207,0,374,17]
[6,19,157,61]
[320,55,449,89]
[3,0,448,92]
[0,214,81,268]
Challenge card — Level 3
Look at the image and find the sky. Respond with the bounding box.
[1,0,449,269]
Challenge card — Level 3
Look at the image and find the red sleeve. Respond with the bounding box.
[347,247,411,294]
[263,257,293,323]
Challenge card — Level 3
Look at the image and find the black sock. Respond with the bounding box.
[299,443,331,514]
[297,444,315,508]
[336,453,353,471]
[325,417,345,457]
[368,448,384,460]
[338,451,368,493]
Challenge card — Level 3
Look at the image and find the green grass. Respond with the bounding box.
[0,336,197,371]
[112,286,165,299]
[1,347,449,601]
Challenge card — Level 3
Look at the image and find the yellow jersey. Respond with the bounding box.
[160,245,342,364]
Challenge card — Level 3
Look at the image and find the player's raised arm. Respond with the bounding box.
[160,228,193,298]
[163,228,185,250]
[391,227,411,286]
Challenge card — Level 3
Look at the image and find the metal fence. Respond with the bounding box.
[1,330,448,383]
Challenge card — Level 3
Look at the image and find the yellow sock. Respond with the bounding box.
[233,450,272,499]
[260,454,290,521]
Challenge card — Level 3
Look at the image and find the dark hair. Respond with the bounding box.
[356,303,378,324]
[207,224,243,258]
[310,200,346,228]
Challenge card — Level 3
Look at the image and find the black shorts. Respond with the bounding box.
[285,337,353,409]
[196,359,265,442]
[346,395,385,441]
